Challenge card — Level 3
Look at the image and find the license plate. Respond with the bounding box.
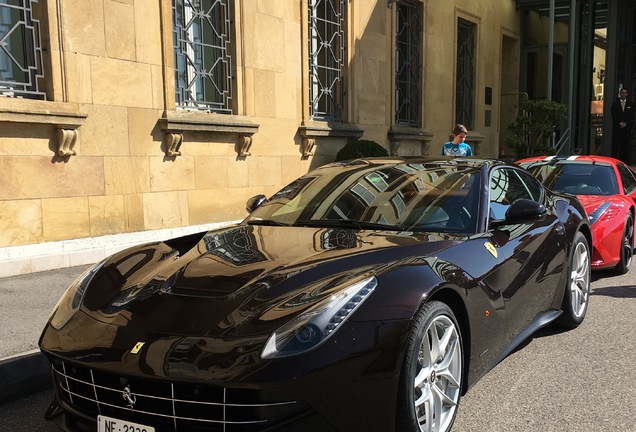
[97,415,155,432]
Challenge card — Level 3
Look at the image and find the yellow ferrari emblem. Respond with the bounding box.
[484,242,498,258]
[131,342,145,354]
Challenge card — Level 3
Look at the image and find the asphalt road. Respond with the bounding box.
[1,268,635,431]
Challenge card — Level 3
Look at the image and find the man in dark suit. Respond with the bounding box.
[611,87,635,163]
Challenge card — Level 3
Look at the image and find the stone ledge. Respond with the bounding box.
[298,120,364,157]
[158,110,260,157]
[0,98,86,128]
[159,110,260,134]
[0,98,87,157]
[388,126,434,155]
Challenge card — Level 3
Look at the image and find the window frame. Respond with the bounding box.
[308,0,346,121]
[172,0,235,114]
[394,0,422,127]
[455,17,476,130]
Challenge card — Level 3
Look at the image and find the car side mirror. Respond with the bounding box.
[246,194,267,213]
[503,198,546,223]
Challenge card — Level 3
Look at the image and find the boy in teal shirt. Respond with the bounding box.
[441,124,472,156]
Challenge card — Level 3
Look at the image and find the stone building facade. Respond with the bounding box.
[0,0,521,276]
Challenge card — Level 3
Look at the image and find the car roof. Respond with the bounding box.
[517,155,619,166]
[328,156,505,171]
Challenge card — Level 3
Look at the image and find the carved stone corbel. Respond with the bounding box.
[388,127,434,157]
[238,135,252,157]
[390,141,400,156]
[56,128,78,157]
[301,137,316,157]
[421,141,430,156]
[165,132,183,157]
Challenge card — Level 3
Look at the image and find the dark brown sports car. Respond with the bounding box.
[40,157,591,432]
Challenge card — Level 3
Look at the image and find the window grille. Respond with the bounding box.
[173,0,233,113]
[308,0,345,120]
[395,0,421,126]
[456,19,475,129]
[0,0,45,99]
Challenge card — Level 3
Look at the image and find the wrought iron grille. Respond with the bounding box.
[395,0,421,126]
[173,0,233,113]
[308,0,345,120]
[0,0,45,99]
[456,19,475,129]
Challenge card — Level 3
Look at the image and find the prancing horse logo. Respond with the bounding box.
[122,385,136,409]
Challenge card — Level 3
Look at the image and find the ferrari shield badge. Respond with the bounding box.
[131,342,145,354]
[484,242,498,258]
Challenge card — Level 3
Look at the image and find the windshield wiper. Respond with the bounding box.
[295,219,404,231]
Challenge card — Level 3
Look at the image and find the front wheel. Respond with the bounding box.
[614,213,633,275]
[556,231,591,329]
[397,301,463,432]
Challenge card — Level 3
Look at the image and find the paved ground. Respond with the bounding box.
[0,265,91,402]
[0,265,91,359]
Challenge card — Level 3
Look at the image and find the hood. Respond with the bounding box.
[41,225,460,379]
[575,194,612,210]
[75,225,458,335]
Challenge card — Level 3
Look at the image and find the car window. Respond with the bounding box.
[246,162,482,233]
[542,163,618,195]
[489,168,543,222]
[617,163,636,195]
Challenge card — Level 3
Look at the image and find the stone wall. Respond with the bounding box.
[0,0,521,276]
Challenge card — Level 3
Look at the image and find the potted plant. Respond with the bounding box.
[506,95,567,159]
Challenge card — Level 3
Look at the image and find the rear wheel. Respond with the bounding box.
[556,231,591,329]
[397,301,463,432]
[614,213,633,275]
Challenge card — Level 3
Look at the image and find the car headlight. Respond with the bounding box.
[261,275,377,359]
[48,261,105,330]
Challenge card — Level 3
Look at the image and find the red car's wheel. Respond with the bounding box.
[614,213,634,274]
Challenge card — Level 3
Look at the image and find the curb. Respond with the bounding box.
[0,350,52,404]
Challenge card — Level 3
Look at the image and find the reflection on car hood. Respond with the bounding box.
[575,194,615,211]
[83,225,457,316]
[41,225,461,379]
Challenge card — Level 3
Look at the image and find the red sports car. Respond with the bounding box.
[518,155,635,273]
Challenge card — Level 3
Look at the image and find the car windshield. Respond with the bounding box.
[523,162,618,196]
[245,161,481,233]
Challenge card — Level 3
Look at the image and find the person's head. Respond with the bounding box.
[620,88,629,99]
[452,124,468,143]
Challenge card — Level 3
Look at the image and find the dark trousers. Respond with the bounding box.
[612,126,631,164]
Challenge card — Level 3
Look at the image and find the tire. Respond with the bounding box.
[556,231,591,329]
[397,301,463,432]
[614,213,633,275]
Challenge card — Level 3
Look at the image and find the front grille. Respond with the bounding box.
[51,359,306,431]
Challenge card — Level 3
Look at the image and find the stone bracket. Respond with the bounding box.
[238,135,252,157]
[0,101,86,158]
[165,132,183,157]
[159,110,259,158]
[56,128,78,157]
[301,137,316,157]
[298,121,364,158]
[388,126,434,156]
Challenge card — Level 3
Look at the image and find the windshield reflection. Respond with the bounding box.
[246,161,481,234]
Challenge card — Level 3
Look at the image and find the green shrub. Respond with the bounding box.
[335,139,389,162]
[506,95,567,159]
